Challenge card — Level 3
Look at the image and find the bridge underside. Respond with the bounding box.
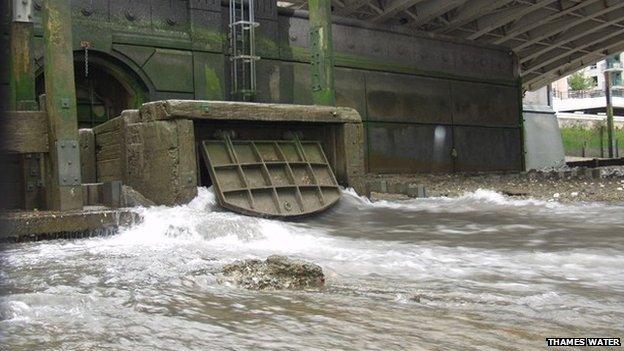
[288,0,624,91]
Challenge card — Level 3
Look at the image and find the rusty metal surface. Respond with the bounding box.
[367,123,453,173]
[365,71,452,124]
[201,134,340,218]
[452,127,523,172]
[450,81,520,128]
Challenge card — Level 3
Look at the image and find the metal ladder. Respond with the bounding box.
[229,0,260,101]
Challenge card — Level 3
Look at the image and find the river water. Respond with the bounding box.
[1,188,623,350]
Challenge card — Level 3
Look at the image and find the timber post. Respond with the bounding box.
[9,0,36,111]
[42,0,83,210]
[308,0,336,106]
[9,0,44,209]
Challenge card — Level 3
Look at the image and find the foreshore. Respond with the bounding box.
[364,166,624,204]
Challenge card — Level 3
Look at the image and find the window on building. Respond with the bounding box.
[606,54,621,69]
[591,76,598,86]
[614,72,622,87]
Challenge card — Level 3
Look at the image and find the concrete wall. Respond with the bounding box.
[2,0,523,175]
[523,106,565,170]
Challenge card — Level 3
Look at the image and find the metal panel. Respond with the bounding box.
[255,0,277,20]
[201,135,340,218]
[365,71,452,124]
[256,19,279,59]
[189,0,221,11]
[281,14,514,82]
[189,9,224,52]
[56,139,81,186]
[13,0,33,23]
[151,0,189,31]
[143,49,194,93]
[112,44,155,67]
[453,126,522,172]
[70,0,109,23]
[336,68,367,121]
[367,122,453,173]
[109,0,151,28]
[450,81,520,127]
[255,59,282,103]
[283,62,366,119]
[193,51,226,100]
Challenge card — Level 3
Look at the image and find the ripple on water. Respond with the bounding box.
[1,187,623,350]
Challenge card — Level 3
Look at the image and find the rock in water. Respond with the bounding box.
[221,255,325,290]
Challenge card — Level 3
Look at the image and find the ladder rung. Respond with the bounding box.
[229,21,260,27]
[230,55,260,61]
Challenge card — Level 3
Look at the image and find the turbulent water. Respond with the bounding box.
[1,188,623,350]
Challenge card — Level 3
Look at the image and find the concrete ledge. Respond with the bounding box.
[0,207,141,243]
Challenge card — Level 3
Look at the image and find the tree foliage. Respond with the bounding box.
[567,71,594,91]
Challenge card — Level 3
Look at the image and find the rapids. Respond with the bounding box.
[1,188,623,350]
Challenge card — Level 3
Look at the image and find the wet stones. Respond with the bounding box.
[221,255,325,290]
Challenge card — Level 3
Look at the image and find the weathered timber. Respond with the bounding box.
[335,122,365,191]
[124,119,198,205]
[9,22,37,111]
[139,100,360,124]
[8,18,44,210]
[0,111,48,153]
[0,208,140,243]
[93,114,198,206]
[79,129,96,183]
[42,0,82,210]
[308,0,336,106]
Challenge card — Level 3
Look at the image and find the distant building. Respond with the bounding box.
[551,53,623,116]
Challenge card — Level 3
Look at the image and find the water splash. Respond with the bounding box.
[1,187,623,350]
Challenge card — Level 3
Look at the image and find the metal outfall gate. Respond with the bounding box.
[202,132,341,217]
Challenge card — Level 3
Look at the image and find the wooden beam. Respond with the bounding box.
[309,0,336,106]
[0,111,48,154]
[42,0,83,211]
[139,100,362,124]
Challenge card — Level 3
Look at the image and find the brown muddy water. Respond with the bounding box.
[1,188,623,350]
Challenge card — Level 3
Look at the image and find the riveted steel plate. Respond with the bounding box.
[56,139,81,186]
[201,136,340,218]
[13,0,33,23]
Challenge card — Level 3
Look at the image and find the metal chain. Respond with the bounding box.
[84,44,89,78]
[80,41,91,77]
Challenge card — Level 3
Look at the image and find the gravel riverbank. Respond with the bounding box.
[364,166,624,204]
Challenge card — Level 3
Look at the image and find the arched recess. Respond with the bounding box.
[36,51,149,128]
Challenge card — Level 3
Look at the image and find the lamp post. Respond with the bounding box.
[604,67,622,158]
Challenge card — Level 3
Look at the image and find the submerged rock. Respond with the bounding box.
[221,255,325,290]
